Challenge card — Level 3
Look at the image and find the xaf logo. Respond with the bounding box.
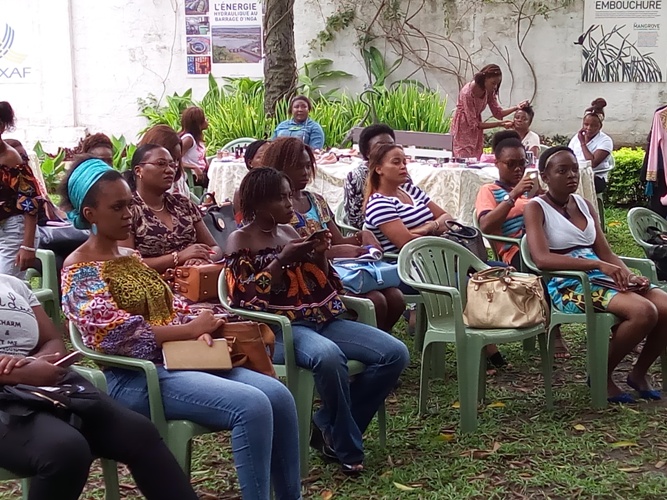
[0,23,31,80]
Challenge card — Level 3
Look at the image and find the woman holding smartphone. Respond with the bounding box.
[525,146,667,403]
[0,273,199,500]
[224,167,409,474]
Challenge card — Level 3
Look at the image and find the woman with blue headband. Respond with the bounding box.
[60,155,302,499]
[525,146,667,404]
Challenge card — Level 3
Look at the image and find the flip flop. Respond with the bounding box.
[607,393,637,405]
[341,462,364,475]
[626,376,661,400]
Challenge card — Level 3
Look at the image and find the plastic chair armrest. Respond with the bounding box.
[483,234,521,246]
[71,365,108,391]
[620,256,659,281]
[341,295,377,327]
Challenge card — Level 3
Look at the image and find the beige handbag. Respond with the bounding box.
[462,267,548,329]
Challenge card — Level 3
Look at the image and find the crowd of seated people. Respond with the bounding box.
[3,92,667,499]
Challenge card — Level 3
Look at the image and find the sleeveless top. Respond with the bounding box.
[532,194,596,250]
[181,133,207,170]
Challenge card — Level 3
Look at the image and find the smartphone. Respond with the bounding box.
[525,172,540,198]
[305,228,329,242]
[54,351,84,367]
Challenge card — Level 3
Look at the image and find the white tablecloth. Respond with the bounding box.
[208,159,597,226]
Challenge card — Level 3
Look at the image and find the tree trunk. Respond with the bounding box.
[263,0,297,117]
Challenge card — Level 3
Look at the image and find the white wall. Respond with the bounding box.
[0,0,662,152]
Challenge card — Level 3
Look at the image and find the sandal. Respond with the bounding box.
[309,424,338,462]
[341,462,364,475]
[553,336,571,360]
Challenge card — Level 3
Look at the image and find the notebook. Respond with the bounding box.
[162,339,233,371]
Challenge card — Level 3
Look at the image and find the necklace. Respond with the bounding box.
[545,192,570,219]
[138,193,166,213]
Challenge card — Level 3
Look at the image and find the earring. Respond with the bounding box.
[91,223,98,235]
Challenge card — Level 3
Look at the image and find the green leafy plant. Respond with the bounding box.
[297,59,353,100]
[109,135,136,172]
[139,77,452,150]
[606,147,647,206]
[33,141,66,193]
[361,46,402,89]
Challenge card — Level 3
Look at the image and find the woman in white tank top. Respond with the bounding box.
[525,146,667,404]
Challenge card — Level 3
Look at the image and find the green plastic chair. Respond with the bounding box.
[221,137,257,151]
[519,237,667,404]
[69,324,212,477]
[397,237,552,432]
[334,201,359,237]
[627,207,667,260]
[217,274,385,477]
[0,365,121,500]
[25,249,59,323]
[185,169,204,200]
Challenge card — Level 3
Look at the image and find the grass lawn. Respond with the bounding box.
[3,208,667,499]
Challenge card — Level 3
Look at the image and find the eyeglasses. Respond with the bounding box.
[499,159,529,169]
[139,160,177,169]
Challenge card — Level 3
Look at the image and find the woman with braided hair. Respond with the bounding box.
[451,64,529,159]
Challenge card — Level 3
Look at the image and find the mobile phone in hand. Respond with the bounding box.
[54,351,84,367]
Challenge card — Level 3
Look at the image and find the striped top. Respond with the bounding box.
[364,183,433,254]
[474,182,530,264]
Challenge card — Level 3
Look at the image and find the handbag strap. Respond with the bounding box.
[470,266,513,283]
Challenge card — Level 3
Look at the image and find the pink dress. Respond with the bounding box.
[451,82,504,159]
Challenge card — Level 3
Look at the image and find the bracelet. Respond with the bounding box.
[275,255,287,268]
[172,251,179,268]
[20,245,36,252]
[25,356,36,361]
[354,231,363,245]
[433,220,440,232]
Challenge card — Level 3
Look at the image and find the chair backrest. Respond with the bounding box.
[519,237,540,273]
[349,127,453,151]
[334,200,348,226]
[397,237,488,321]
[538,144,549,158]
[627,207,667,255]
[221,137,257,152]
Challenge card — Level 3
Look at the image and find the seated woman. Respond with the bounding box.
[476,130,569,359]
[262,137,405,332]
[81,133,114,166]
[0,273,198,500]
[232,139,270,224]
[525,147,667,403]
[224,166,409,474]
[512,105,540,160]
[272,96,325,150]
[140,125,190,197]
[343,124,396,230]
[0,102,40,279]
[60,157,302,499]
[365,143,507,369]
[120,145,222,309]
[567,98,613,193]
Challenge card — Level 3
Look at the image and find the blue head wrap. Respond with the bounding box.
[66,158,114,229]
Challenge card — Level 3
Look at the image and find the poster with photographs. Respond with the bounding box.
[580,0,667,82]
[184,1,263,78]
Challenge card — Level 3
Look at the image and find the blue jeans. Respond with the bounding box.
[105,366,301,500]
[273,319,409,464]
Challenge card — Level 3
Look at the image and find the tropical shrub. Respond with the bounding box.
[606,147,647,206]
[33,141,66,193]
[139,76,452,151]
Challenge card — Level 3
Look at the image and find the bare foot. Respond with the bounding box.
[553,331,570,360]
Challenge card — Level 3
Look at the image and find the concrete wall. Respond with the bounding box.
[0,0,661,152]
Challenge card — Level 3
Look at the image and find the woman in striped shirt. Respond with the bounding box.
[364,144,454,254]
[364,144,507,371]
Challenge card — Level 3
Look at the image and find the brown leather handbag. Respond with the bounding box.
[219,322,277,378]
[171,264,223,302]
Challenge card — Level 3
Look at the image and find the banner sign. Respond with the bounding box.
[184,0,263,78]
[581,0,667,82]
[0,19,35,84]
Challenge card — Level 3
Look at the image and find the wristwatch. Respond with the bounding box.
[503,194,516,207]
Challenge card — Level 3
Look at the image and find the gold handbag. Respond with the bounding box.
[462,267,548,329]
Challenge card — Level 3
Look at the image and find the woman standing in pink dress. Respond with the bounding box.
[451,64,529,159]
